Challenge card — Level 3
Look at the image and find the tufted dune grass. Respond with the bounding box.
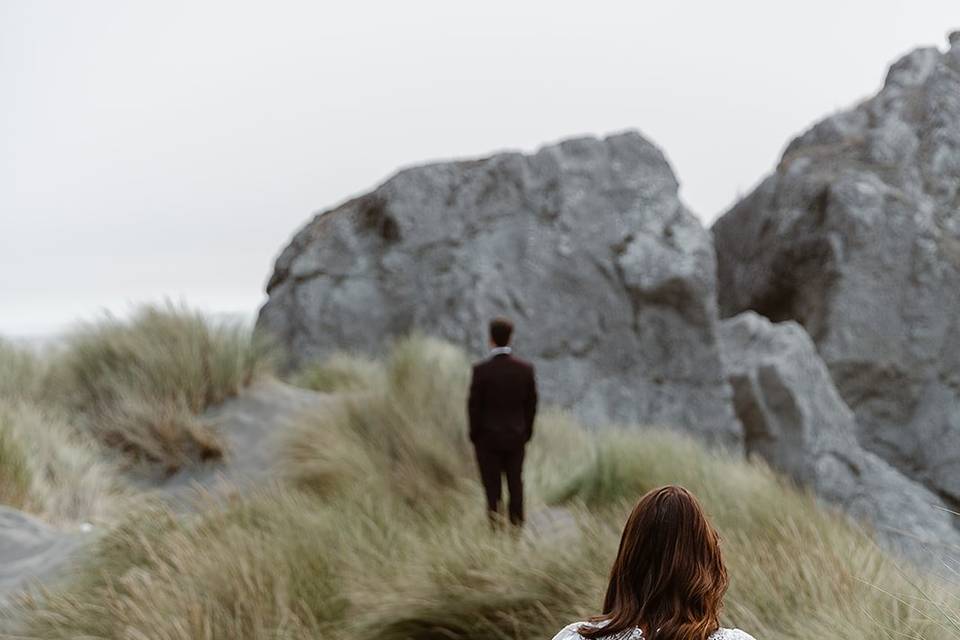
[14,336,960,640]
[0,304,273,479]
[0,401,120,523]
[1,339,121,522]
[47,304,274,472]
[0,305,273,524]
[0,337,47,401]
[292,351,385,393]
[0,412,31,509]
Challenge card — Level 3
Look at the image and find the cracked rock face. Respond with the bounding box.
[713,37,960,506]
[720,312,960,562]
[258,132,741,447]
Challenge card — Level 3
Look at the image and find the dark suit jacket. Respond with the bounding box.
[468,353,538,449]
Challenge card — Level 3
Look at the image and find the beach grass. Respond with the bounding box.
[1,304,273,475]
[14,336,960,640]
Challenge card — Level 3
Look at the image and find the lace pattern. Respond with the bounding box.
[550,621,757,640]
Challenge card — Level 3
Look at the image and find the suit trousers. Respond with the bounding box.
[474,443,525,526]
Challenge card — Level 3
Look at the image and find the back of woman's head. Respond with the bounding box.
[581,485,728,640]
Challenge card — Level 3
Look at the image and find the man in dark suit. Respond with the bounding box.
[467,317,538,527]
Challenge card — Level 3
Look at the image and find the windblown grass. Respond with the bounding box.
[0,304,271,518]
[0,411,31,509]
[292,351,385,393]
[0,338,46,401]
[0,341,120,521]
[281,336,473,502]
[15,336,960,639]
[43,303,273,473]
[0,401,120,523]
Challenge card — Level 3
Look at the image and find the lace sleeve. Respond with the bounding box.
[551,622,588,640]
[714,629,757,640]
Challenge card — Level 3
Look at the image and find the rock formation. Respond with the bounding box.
[720,312,960,560]
[258,132,741,447]
[260,36,960,557]
[713,35,960,507]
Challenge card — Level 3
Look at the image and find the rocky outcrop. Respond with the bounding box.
[720,312,960,561]
[258,132,741,447]
[713,35,960,507]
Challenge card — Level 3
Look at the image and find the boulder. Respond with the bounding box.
[258,132,741,447]
[720,312,960,561]
[713,35,960,506]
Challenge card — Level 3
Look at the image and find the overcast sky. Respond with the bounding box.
[2,1,957,336]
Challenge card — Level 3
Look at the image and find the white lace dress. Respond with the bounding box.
[551,621,757,640]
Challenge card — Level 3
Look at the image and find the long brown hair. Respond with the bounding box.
[580,485,729,640]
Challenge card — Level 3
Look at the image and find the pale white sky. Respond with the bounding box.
[2,1,957,335]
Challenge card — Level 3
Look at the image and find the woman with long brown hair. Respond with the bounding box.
[552,485,755,640]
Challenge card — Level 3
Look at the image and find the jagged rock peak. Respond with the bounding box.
[713,37,960,509]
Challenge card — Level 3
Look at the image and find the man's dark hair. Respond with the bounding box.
[489,317,514,347]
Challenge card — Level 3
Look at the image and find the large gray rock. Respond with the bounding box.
[258,132,741,447]
[720,312,960,561]
[713,35,960,506]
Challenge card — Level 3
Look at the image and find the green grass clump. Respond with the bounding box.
[15,336,960,640]
[0,401,120,523]
[0,338,46,402]
[22,487,600,640]
[0,304,272,517]
[18,491,346,638]
[281,336,473,504]
[293,352,385,393]
[1,338,121,521]
[45,303,273,472]
[0,413,31,509]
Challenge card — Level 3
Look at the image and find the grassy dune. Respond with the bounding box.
[290,350,385,393]
[0,305,272,484]
[14,336,960,640]
[0,305,271,524]
[0,402,119,523]
[1,340,121,522]
[47,304,272,471]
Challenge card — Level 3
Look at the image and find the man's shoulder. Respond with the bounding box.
[510,355,535,373]
[472,359,491,372]
[471,359,494,380]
